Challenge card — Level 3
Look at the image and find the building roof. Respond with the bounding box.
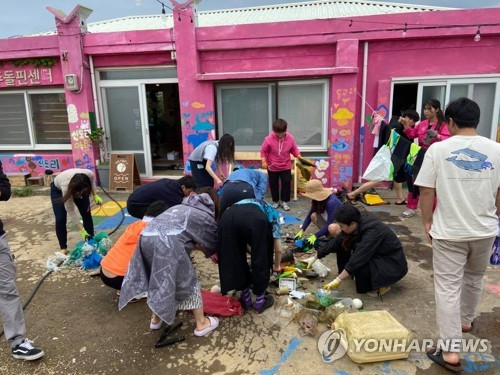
[32,0,449,36]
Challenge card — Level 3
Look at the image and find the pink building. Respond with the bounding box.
[0,1,499,189]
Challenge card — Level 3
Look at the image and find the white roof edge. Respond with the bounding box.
[199,0,451,15]
[23,0,456,37]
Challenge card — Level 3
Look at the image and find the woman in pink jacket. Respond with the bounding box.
[402,98,450,217]
[260,119,301,211]
[403,98,450,149]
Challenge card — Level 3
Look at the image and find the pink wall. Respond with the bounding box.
[0,153,73,176]
[360,34,500,172]
[200,45,335,73]
[0,35,59,60]
[1,4,500,186]
[49,6,98,172]
[329,74,358,190]
[172,3,217,173]
[92,53,174,67]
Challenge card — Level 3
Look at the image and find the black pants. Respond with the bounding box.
[219,181,255,213]
[50,182,94,250]
[335,245,373,294]
[190,160,214,188]
[217,204,273,296]
[268,169,291,203]
[100,268,124,290]
[126,203,147,220]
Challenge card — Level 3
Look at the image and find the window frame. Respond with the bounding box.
[0,89,71,151]
[216,79,329,152]
[391,75,500,141]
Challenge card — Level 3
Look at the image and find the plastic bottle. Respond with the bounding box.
[339,297,358,312]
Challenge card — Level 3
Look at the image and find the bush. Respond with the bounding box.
[12,187,33,197]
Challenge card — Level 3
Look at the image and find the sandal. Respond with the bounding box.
[462,320,475,333]
[150,315,163,330]
[395,199,407,205]
[426,346,463,373]
[194,316,219,337]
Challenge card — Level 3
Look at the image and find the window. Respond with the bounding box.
[99,69,177,80]
[0,94,30,145]
[216,79,329,151]
[392,77,500,141]
[0,91,70,149]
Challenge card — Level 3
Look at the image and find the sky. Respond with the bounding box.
[1,0,499,39]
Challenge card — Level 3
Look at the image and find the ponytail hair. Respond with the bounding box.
[425,98,445,131]
[63,173,92,203]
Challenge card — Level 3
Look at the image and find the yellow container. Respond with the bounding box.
[333,310,412,364]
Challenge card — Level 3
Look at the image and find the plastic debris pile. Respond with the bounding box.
[64,232,112,270]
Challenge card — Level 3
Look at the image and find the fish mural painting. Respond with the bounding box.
[446,148,494,172]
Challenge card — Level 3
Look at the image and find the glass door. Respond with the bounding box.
[447,81,498,139]
[101,86,150,175]
[416,82,446,119]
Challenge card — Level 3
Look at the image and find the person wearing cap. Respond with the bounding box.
[295,179,342,246]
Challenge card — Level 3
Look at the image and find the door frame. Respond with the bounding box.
[391,74,500,141]
[97,77,179,177]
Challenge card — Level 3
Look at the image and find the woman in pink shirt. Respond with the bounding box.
[260,119,301,211]
[403,98,450,149]
[402,99,450,217]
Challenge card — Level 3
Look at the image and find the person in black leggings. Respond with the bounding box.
[50,169,102,254]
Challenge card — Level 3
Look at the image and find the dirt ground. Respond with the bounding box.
[0,189,498,375]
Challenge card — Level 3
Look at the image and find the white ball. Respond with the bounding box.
[352,298,363,309]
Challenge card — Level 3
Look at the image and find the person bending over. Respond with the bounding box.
[126,176,195,219]
[100,201,168,290]
[320,205,408,297]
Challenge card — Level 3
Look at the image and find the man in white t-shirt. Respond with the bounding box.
[415,97,500,372]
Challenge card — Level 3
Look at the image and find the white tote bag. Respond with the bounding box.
[362,144,393,181]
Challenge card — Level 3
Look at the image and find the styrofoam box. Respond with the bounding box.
[333,310,412,364]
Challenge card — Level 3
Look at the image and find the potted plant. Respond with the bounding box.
[86,128,110,188]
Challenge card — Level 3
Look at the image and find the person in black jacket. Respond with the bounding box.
[0,161,44,361]
[126,175,196,219]
[320,205,408,296]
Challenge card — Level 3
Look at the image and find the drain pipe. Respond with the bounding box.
[358,41,369,183]
[89,55,100,129]
[89,55,108,163]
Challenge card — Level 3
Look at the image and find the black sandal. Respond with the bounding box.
[462,320,475,333]
[395,199,407,205]
[426,346,463,373]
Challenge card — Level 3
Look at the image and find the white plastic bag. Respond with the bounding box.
[362,144,393,181]
[46,252,68,272]
[312,259,330,278]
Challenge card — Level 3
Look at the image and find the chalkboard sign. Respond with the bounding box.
[109,153,141,191]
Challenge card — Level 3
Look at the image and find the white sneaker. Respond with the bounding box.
[282,202,290,211]
[402,209,416,218]
[272,202,280,209]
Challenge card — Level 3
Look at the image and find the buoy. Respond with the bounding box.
[352,298,363,309]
